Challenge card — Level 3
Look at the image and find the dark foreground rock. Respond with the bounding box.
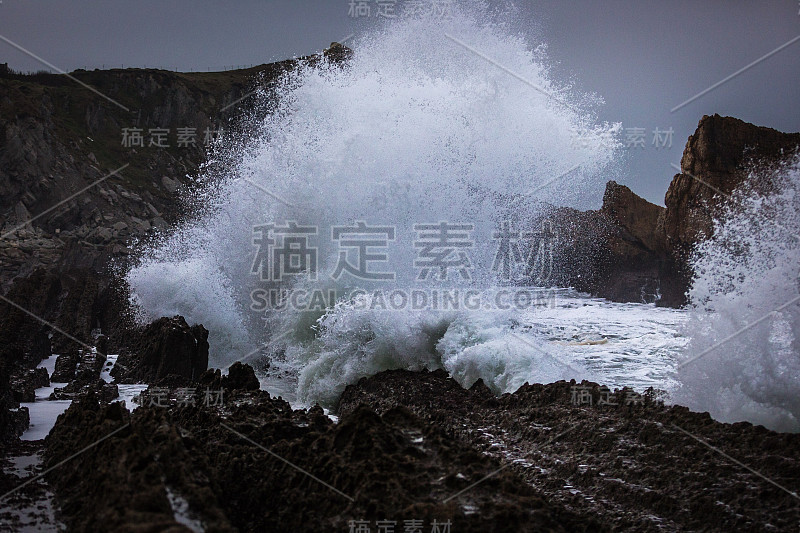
[38,366,800,532]
[111,315,209,384]
[9,367,49,402]
[44,382,600,532]
[339,369,800,532]
[221,361,260,391]
[0,362,29,442]
[50,352,80,383]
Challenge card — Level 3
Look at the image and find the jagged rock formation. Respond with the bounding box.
[551,115,800,307]
[221,361,260,391]
[50,352,80,383]
[337,369,800,531]
[111,315,209,384]
[9,367,49,402]
[0,362,29,442]
[658,115,799,305]
[0,47,351,439]
[664,114,800,247]
[44,384,599,532]
[40,367,800,531]
[545,181,672,304]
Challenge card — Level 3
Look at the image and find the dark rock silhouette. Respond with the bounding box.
[111,315,208,384]
[50,352,80,383]
[222,361,260,391]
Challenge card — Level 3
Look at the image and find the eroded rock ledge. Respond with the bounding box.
[338,369,800,532]
[40,368,800,532]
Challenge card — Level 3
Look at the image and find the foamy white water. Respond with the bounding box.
[674,157,800,432]
[126,2,621,361]
[121,4,690,410]
[21,355,70,441]
[262,290,686,408]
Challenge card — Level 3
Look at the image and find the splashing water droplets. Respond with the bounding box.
[126,5,621,406]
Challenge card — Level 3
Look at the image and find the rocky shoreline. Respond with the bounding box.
[3,356,798,531]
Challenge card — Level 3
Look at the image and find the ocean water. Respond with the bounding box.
[674,157,800,432]
[259,290,687,408]
[124,2,798,432]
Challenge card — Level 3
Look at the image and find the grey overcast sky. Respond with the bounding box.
[1,0,798,205]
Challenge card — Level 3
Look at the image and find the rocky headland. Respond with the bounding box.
[546,115,800,306]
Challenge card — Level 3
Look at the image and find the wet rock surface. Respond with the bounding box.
[49,352,80,383]
[10,367,50,403]
[2,335,798,533]
[43,378,600,532]
[23,366,799,532]
[0,439,65,531]
[339,369,800,532]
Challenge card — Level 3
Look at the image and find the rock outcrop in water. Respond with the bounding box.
[664,114,800,248]
[552,114,800,307]
[547,181,671,304]
[111,315,209,384]
[659,115,799,305]
[221,361,260,391]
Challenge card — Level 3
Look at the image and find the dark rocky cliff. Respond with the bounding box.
[551,114,800,307]
[663,114,800,249]
[0,44,349,352]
